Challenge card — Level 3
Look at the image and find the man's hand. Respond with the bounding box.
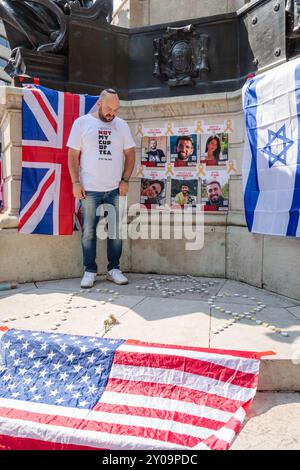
[73,182,86,199]
[119,180,129,196]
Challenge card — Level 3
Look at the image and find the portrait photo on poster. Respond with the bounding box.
[140,178,166,209]
[170,134,197,167]
[201,133,229,166]
[141,136,167,167]
[171,179,198,208]
[201,170,229,211]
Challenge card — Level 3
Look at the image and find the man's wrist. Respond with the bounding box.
[72,181,80,185]
[121,177,130,183]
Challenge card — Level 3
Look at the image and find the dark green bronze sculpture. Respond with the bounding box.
[0,0,112,75]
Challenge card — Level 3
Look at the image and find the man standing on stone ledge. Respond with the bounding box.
[67,89,136,288]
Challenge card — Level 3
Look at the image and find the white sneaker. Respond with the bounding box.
[81,271,97,288]
[106,269,128,285]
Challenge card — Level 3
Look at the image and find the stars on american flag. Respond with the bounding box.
[80,374,90,384]
[8,383,17,391]
[3,374,12,383]
[67,352,76,362]
[59,372,69,381]
[33,359,43,369]
[13,358,22,367]
[44,378,54,388]
[0,329,124,410]
[65,383,75,392]
[47,351,56,360]
[95,365,103,375]
[73,364,83,373]
[32,394,42,401]
[87,353,97,364]
[55,397,65,405]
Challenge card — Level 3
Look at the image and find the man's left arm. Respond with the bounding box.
[119,147,136,196]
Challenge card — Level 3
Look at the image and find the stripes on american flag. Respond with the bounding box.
[0,329,260,450]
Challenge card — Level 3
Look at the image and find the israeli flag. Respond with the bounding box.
[243,58,300,237]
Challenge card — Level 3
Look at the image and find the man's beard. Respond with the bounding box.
[98,107,115,122]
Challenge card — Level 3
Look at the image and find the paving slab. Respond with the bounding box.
[36,277,83,292]
[0,289,145,336]
[287,306,300,321]
[111,273,225,300]
[209,305,300,358]
[1,274,300,390]
[219,279,300,308]
[232,392,300,450]
[104,296,211,347]
[0,290,70,320]
[0,282,36,299]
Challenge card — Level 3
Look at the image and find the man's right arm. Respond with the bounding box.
[68,148,86,200]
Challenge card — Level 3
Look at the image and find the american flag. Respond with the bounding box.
[0,327,261,450]
[19,85,97,235]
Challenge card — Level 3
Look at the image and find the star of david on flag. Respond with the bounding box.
[243,58,300,237]
[263,125,294,168]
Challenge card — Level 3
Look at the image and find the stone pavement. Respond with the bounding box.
[1,273,300,391]
[0,273,300,450]
[231,392,300,450]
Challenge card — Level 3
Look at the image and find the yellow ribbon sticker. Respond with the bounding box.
[195,120,204,134]
[135,124,144,137]
[227,160,238,174]
[165,122,174,136]
[165,163,175,176]
[136,165,145,177]
[224,119,234,133]
[196,164,206,177]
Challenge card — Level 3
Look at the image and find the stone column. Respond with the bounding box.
[0,86,22,229]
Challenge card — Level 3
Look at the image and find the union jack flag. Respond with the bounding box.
[0,327,263,450]
[18,86,97,235]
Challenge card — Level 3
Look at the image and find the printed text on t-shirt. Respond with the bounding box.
[98,129,112,160]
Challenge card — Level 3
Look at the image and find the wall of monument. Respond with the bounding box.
[1,85,300,300]
[113,0,248,27]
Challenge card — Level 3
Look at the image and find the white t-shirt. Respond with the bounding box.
[67,114,136,191]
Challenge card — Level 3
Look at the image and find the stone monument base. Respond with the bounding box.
[1,86,300,301]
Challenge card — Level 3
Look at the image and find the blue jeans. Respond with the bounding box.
[81,188,122,273]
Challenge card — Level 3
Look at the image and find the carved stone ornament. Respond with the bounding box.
[153,24,210,87]
[0,0,113,77]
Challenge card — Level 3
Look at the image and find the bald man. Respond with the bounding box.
[67,89,136,288]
